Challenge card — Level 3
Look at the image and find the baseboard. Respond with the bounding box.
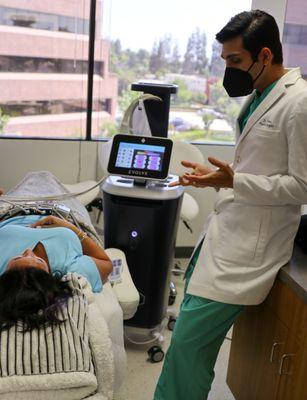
[175,247,194,258]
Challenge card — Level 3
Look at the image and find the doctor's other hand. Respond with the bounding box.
[168,160,214,187]
[169,157,234,189]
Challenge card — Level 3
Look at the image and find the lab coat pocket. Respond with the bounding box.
[244,127,285,174]
[216,205,271,267]
[252,126,281,138]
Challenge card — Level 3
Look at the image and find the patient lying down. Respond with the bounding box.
[0,173,126,399]
[0,214,112,331]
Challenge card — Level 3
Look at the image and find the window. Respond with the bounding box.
[100,0,252,143]
[282,0,307,79]
[0,0,115,139]
[0,1,256,141]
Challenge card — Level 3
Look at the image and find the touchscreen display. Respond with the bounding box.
[115,142,165,172]
[108,134,172,180]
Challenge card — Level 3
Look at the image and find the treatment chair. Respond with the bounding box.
[0,172,140,399]
[165,140,204,304]
[169,140,204,231]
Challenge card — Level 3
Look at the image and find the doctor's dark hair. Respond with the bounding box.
[215,10,283,64]
[0,267,73,332]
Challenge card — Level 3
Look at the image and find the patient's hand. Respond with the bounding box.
[0,188,4,195]
[31,215,79,234]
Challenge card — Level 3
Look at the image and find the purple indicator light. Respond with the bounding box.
[131,231,138,238]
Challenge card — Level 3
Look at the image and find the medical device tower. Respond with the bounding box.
[102,83,183,330]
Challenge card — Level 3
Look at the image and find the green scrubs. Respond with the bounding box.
[154,241,244,400]
[239,80,278,132]
[154,81,280,400]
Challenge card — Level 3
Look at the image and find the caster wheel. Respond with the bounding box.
[167,316,177,331]
[173,263,182,276]
[147,346,165,363]
[168,294,176,306]
[169,281,177,306]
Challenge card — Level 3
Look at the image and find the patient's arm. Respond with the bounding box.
[78,238,113,283]
[31,216,113,282]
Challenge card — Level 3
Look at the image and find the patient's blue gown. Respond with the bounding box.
[0,215,102,292]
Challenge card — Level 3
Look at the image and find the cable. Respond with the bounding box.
[0,176,107,203]
[124,317,168,345]
[0,199,29,212]
[124,331,160,346]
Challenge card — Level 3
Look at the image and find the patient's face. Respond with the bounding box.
[7,248,49,272]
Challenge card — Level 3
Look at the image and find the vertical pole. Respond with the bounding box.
[86,0,97,140]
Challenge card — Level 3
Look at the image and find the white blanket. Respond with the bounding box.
[0,275,119,400]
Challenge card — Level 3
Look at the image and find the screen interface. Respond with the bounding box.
[115,142,165,172]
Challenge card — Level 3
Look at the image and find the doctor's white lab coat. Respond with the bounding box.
[186,68,307,305]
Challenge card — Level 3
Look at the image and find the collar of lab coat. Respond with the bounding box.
[235,67,302,147]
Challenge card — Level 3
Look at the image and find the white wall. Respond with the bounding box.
[0,139,234,247]
[252,0,288,37]
[0,139,99,191]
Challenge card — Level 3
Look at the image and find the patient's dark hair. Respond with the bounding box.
[0,267,73,332]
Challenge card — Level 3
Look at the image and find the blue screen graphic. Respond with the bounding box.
[115,142,165,171]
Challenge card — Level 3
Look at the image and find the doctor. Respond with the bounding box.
[154,9,307,400]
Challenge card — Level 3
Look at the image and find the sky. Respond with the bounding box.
[102,0,252,58]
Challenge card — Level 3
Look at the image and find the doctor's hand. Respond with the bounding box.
[169,160,214,187]
[169,157,234,189]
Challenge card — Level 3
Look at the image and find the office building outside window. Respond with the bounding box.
[282,0,307,80]
[0,0,117,139]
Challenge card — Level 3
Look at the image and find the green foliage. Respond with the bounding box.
[118,89,140,114]
[110,40,150,94]
[171,78,207,107]
[110,29,211,96]
[171,79,194,105]
[0,107,9,134]
[109,37,240,140]
[210,80,241,129]
[171,129,234,143]
[210,41,225,78]
[100,121,117,138]
[202,112,215,131]
[182,28,208,76]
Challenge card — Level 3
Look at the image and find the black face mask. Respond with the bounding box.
[223,61,265,97]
